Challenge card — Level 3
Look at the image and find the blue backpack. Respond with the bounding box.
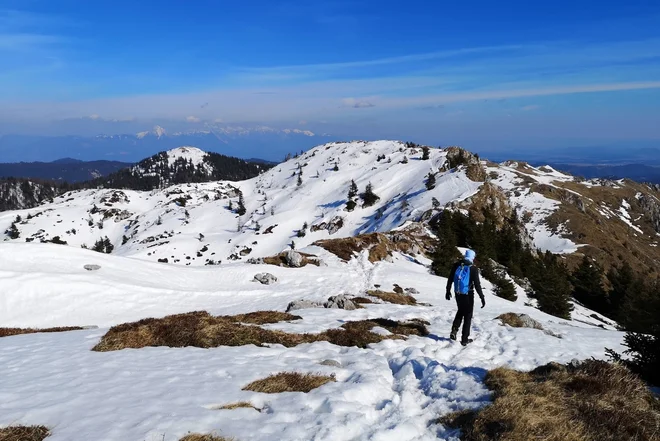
[454,263,471,295]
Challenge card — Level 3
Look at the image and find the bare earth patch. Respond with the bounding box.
[366,290,417,305]
[243,372,335,394]
[438,360,660,441]
[0,327,84,338]
[0,426,50,441]
[92,311,429,351]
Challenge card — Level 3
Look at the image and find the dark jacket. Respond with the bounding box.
[446,259,485,301]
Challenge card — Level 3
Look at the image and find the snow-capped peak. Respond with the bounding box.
[136,125,167,139]
[165,146,208,167]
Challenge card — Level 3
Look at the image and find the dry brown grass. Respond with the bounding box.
[216,401,260,411]
[230,311,301,325]
[242,372,335,393]
[314,230,434,263]
[497,313,543,330]
[0,426,50,441]
[92,311,429,351]
[366,290,417,305]
[0,327,83,338]
[439,360,660,441]
[351,296,374,304]
[179,434,232,441]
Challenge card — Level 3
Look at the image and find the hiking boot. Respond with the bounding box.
[461,338,474,346]
[449,330,457,341]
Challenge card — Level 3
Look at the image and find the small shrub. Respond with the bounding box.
[242,372,335,394]
[361,183,380,208]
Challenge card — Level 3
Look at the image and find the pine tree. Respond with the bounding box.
[431,212,462,277]
[432,197,441,210]
[422,146,430,160]
[401,156,409,164]
[237,192,246,216]
[348,180,358,200]
[361,183,380,208]
[333,162,339,172]
[297,170,303,187]
[426,172,436,190]
[571,256,608,313]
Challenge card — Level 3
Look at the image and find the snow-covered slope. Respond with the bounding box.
[0,243,624,441]
[1,141,481,265]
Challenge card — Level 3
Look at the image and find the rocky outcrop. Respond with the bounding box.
[285,250,303,267]
[310,216,344,235]
[323,295,357,310]
[84,264,101,271]
[637,193,660,234]
[253,273,278,285]
[443,147,486,182]
[286,300,322,312]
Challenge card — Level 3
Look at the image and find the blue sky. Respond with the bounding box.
[1,0,659,151]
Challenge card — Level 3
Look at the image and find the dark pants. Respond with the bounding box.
[452,294,474,342]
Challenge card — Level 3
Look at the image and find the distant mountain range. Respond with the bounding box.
[0,158,132,183]
[541,163,660,184]
[0,125,331,163]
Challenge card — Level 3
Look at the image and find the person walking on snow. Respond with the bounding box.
[446,249,485,346]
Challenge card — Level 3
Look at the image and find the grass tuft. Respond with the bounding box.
[438,360,660,441]
[92,311,429,351]
[366,290,417,305]
[0,426,50,441]
[0,327,83,338]
[242,372,335,394]
[216,401,260,411]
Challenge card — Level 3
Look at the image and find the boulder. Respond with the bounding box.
[404,287,420,295]
[253,273,278,285]
[286,299,321,312]
[84,264,101,271]
[323,294,357,310]
[285,249,304,268]
[319,359,342,368]
[517,313,544,329]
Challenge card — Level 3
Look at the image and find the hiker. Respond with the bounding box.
[446,249,486,346]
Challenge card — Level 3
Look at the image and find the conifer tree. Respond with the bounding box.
[571,256,608,313]
[333,162,339,171]
[426,172,436,190]
[361,182,380,208]
[348,180,358,200]
[297,170,303,187]
[422,146,430,160]
[237,192,246,216]
[432,197,441,210]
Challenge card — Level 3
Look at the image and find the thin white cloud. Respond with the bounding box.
[521,105,540,111]
[342,97,376,108]
[186,115,201,123]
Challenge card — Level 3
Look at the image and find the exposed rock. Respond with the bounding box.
[285,249,304,267]
[84,264,101,271]
[253,273,278,285]
[319,359,342,368]
[404,287,420,295]
[247,257,265,264]
[323,294,357,310]
[443,147,486,182]
[517,314,544,329]
[310,216,344,235]
[286,299,322,312]
[393,284,404,294]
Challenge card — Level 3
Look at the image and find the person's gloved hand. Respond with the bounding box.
[481,297,486,308]
[446,290,452,301]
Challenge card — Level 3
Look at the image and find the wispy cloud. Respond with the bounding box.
[186,115,201,123]
[342,97,375,108]
[521,105,540,111]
